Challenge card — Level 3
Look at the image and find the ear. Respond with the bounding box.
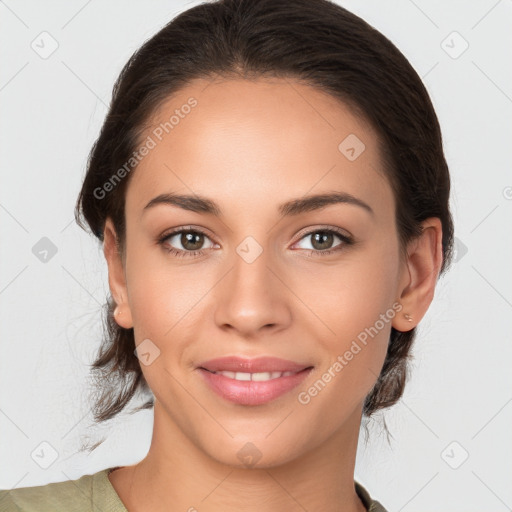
[392,217,444,333]
[103,217,133,329]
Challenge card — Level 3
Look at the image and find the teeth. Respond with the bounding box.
[215,370,296,381]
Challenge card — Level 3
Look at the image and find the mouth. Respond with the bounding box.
[200,369,304,381]
[196,356,314,406]
[197,355,311,373]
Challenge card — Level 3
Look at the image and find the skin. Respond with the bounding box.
[103,76,443,511]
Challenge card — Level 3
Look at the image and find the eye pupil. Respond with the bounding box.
[312,232,334,250]
[181,232,204,250]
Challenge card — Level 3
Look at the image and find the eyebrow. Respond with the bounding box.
[143,191,374,218]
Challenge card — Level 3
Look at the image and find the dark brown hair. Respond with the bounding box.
[75,0,454,435]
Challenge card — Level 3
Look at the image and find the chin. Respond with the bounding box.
[199,430,310,470]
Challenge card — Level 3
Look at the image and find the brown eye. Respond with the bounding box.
[310,231,335,250]
[293,228,354,257]
[159,228,216,256]
[179,231,205,250]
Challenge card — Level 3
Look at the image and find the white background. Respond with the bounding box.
[0,1,511,510]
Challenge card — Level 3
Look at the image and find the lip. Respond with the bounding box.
[197,356,313,406]
[198,356,310,373]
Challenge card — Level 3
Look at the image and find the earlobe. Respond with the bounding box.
[103,218,134,329]
[392,217,443,333]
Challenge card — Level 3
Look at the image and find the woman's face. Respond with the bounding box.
[109,77,409,467]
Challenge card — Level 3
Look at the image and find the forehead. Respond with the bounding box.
[126,77,393,220]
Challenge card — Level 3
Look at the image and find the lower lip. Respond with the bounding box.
[198,368,312,406]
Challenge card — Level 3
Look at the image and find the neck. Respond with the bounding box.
[110,401,367,512]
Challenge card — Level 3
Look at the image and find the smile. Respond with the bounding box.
[207,370,298,381]
[198,368,312,406]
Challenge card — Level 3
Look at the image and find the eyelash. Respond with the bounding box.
[157,226,354,259]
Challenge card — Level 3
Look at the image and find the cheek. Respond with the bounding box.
[293,241,399,338]
[293,256,397,428]
[292,242,399,396]
[125,241,215,341]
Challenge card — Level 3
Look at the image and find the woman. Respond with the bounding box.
[0,0,453,510]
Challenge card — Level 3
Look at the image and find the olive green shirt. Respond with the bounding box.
[0,467,388,511]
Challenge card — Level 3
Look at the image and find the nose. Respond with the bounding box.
[213,244,292,338]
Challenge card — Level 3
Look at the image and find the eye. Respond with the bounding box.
[157,225,354,258]
[292,227,354,256]
[158,227,217,257]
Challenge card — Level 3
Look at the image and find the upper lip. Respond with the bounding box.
[198,356,312,373]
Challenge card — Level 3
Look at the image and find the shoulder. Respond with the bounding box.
[355,480,389,512]
[0,467,126,512]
